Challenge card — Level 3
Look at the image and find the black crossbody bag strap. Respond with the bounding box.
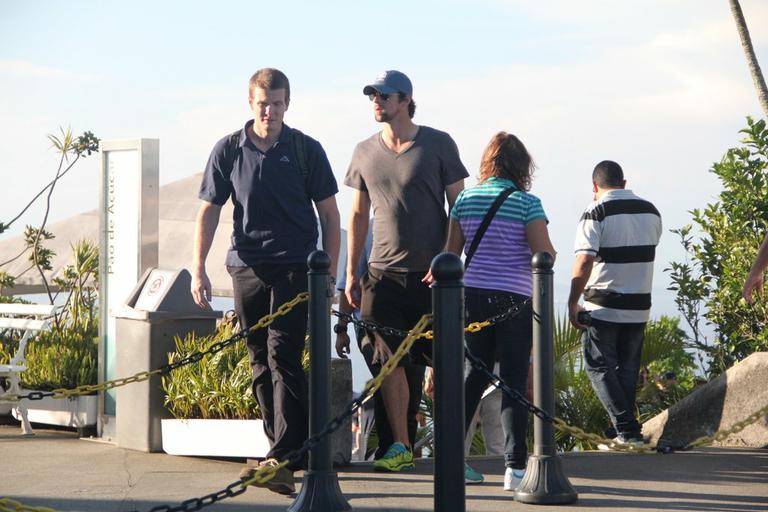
[464,186,515,270]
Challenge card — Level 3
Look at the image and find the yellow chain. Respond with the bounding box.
[1,293,310,402]
[551,418,657,454]
[3,293,767,508]
[0,498,54,512]
[249,292,308,334]
[686,402,768,448]
[464,320,493,334]
[240,314,432,488]
[364,314,433,396]
[0,294,312,511]
[240,459,293,486]
[414,319,492,340]
[552,399,768,453]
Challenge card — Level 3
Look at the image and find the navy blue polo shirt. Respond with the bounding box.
[199,121,338,266]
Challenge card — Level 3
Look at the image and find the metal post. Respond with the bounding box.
[288,251,350,512]
[431,252,465,512]
[515,252,578,504]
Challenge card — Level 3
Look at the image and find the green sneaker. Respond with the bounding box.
[464,463,484,484]
[374,442,415,472]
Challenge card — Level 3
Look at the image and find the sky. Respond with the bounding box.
[1,1,767,386]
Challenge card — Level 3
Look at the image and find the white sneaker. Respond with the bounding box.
[504,467,526,491]
[597,435,644,451]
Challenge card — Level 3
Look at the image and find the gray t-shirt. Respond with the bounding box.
[344,126,469,272]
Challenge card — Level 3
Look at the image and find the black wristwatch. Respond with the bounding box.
[333,323,348,334]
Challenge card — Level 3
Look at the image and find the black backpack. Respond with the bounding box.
[222,127,310,190]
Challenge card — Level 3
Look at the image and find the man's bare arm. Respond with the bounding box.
[744,232,768,303]
[423,218,465,285]
[445,180,465,211]
[346,189,371,309]
[568,252,595,328]
[335,287,354,358]
[192,201,222,309]
[315,195,341,281]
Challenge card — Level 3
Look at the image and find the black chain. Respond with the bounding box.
[332,310,411,339]
[332,297,532,339]
[482,298,532,327]
[17,300,535,511]
[158,332,247,375]
[464,344,679,454]
[133,386,370,512]
[123,481,246,512]
[280,390,368,469]
[463,341,555,424]
[18,300,531,402]
[19,390,54,401]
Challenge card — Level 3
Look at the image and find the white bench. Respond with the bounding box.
[0,303,59,435]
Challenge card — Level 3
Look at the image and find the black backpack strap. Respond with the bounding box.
[222,129,243,181]
[289,128,311,195]
[222,127,310,189]
[290,128,309,179]
[464,186,515,270]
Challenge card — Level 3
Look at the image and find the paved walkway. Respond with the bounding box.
[1,424,767,512]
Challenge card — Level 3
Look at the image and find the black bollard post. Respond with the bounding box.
[430,252,465,512]
[288,251,351,512]
[515,252,578,505]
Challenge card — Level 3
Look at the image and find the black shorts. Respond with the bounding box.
[360,267,433,367]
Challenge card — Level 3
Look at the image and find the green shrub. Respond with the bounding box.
[0,297,32,365]
[667,117,768,375]
[161,323,312,420]
[162,323,258,420]
[21,329,98,390]
[0,240,99,389]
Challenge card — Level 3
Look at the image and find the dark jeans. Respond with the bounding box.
[228,264,309,469]
[581,319,646,438]
[463,288,532,470]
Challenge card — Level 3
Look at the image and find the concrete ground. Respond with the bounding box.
[1,424,766,512]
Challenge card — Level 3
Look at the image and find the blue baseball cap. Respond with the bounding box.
[363,70,413,96]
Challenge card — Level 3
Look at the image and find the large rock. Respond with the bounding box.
[642,352,768,448]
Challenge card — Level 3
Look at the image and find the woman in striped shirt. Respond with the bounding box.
[445,132,556,490]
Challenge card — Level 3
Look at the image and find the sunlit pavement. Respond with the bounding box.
[1,424,766,512]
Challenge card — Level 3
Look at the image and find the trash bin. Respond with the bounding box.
[115,268,221,452]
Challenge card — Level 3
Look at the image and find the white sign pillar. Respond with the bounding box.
[98,139,159,441]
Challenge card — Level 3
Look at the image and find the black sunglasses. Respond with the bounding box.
[368,92,396,102]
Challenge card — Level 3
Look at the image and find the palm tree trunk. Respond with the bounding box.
[729,0,768,118]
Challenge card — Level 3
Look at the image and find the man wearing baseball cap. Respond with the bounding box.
[344,70,468,472]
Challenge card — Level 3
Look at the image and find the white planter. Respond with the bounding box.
[12,391,97,428]
[161,418,270,458]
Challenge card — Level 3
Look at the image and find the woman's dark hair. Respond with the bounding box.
[478,132,536,190]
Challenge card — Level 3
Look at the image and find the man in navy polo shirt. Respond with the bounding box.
[192,68,340,494]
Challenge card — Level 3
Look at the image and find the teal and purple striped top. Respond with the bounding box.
[450,177,547,296]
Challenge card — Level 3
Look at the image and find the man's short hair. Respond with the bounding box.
[592,160,625,188]
[249,68,291,105]
[398,93,416,119]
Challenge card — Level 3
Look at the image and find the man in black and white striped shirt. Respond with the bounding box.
[568,160,662,446]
